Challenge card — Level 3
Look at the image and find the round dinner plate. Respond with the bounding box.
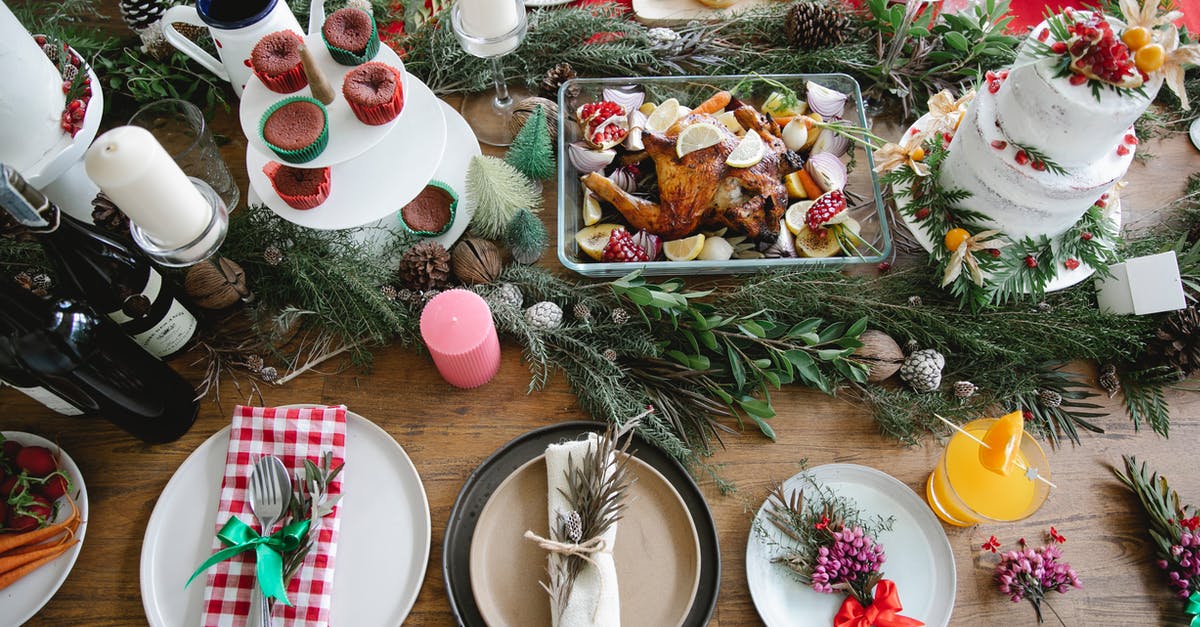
[0,432,88,627]
[445,421,720,626]
[470,454,701,627]
[746,464,956,627]
[139,406,431,626]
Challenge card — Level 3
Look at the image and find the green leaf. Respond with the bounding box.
[846,316,869,339]
[784,350,821,385]
[623,287,654,306]
[816,348,852,361]
[698,330,718,351]
[752,358,773,369]
[728,343,746,389]
[818,322,847,343]
[788,319,823,337]
[738,321,766,338]
[738,396,775,419]
[945,31,970,52]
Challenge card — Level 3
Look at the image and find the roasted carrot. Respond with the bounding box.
[0,542,75,591]
[0,538,78,576]
[771,115,796,128]
[693,90,732,115]
[794,169,823,200]
[0,494,79,555]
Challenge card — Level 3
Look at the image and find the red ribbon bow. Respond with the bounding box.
[834,579,925,627]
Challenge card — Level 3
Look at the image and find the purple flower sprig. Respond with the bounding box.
[991,531,1081,626]
[1161,529,1200,599]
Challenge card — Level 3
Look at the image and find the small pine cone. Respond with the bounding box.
[1036,301,1052,313]
[259,365,279,383]
[91,192,131,234]
[421,289,442,303]
[539,62,580,100]
[120,0,169,31]
[396,288,417,304]
[785,1,851,50]
[13,271,49,297]
[560,510,583,543]
[263,246,285,266]
[398,241,452,291]
[903,338,919,355]
[953,381,977,398]
[573,302,592,323]
[61,63,79,84]
[1098,363,1120,398]
[1038,389,1063,409]
[899,349,944,393]
[493,283,523,309]
[42,42,60,63]
[907,295,923,307]
[610,308,631,325]
[380,284,399,301]
[603,348,618,362]
[244,354,265,373]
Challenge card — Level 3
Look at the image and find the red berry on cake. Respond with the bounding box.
[987,79,1001,94]
[1037,29,1049,42]
[1014,150,1029,165]
[1064,258,1080,270]
[988,248,1002,258]
[1081,232,1094,241]
[1124,133,1138,145]
[877,261,892,272]
[1024,255,1038,268]
[1032,161,1046,171]
[990,140,1007,150]
[1069,74,1089,86]
[914,207,931,220]
[1116,144,1130,156]
[1051,42,1067,54]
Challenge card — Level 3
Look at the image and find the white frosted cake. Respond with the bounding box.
[0,2,68,174]
[939,12,1161,241]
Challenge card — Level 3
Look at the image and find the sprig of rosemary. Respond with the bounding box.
[282,452,345,583]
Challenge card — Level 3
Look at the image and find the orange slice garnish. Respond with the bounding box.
[979,410,1024,476]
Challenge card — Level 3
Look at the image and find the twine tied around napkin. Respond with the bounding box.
[522,529,609,566]
[186,517,311,605]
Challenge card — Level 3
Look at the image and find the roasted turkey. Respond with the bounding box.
[582,104,793,243]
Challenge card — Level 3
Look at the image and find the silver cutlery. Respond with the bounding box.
[248,455,292,627]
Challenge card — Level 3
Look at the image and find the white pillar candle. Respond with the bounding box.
[459,0,520,39]
[84,126,213,249]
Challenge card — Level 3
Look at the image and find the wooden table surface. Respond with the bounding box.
[7,3,1200,625]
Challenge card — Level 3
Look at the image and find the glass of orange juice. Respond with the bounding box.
[925,417,1051,526]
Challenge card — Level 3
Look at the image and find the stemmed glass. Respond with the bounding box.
[451,0,529,146]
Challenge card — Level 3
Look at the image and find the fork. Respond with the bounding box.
[248,456,292,627]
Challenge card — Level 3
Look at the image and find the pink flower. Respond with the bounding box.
[994,541,1081,623]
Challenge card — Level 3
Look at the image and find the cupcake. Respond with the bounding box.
[342,62,404,126]
[250,31,307,93]
[400,181,457,236]
[262,161,331,210]
[321,7,379,65]
[259,97,328,164]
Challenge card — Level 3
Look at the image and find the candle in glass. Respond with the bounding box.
[420,289,502,388]
[458,0,520,39]
[84,126,213,249]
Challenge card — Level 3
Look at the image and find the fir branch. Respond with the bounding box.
[1121,366,1176,437]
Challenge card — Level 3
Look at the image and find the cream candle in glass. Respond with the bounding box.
[458,0,520,39]
[84,126,213,250]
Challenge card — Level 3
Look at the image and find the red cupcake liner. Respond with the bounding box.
[344,65,405,126]
[263,161,332,210]
[257,62,309,94]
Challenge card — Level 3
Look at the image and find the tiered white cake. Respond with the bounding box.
[939,14,1161,241]
[0,2,67,173]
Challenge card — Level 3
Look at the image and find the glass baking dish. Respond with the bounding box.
[556,73,890,277]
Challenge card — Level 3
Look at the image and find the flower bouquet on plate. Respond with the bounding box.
[760,477,923,627]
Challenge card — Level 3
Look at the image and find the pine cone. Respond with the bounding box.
[953,380,977,398]
[610,308,631,325]
[573,302,592,323]
[1038,389,1063,408]
[399,241,452,291]
[380,284,399,301]
[907,295,923,307]
[1098,363,1120,398]
[1149,306,1200,376]
[92,192,131,234]
[263,246,285,266]
[602,348,618,362]
[492,283,524,310]
[899,349,944,393]
[559,510,583,543]
[785,1,851,50]
[539,62,580,100]
[120,0,168,31]
[524,301,563,330]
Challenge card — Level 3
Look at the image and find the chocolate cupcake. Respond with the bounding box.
[262,162,331,210]
[321,7,379,65]
[259,97,329,164]
[250,31,307,93]
[400,181,457,236]
[342,62,404,126]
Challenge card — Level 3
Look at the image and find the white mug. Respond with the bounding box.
[161,0,304,97]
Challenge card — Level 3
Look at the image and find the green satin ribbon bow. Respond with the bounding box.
[185,516,310,605]
[1187,590,1200,627]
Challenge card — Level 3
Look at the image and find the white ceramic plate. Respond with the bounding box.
[745,464,956,627]
[239,35,409,168]
[139,406,431,626]
[246,78,469,232]
[0,431,89,627]
[524,0,572,6]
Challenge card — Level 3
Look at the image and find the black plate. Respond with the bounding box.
[443,421,721,626]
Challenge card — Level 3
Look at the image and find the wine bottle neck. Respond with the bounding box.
[0,164,56,231]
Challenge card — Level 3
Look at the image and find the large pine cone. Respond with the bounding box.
[539,62,580,100]
[92,192,132,234]
[1149,306,1200,376]
[785,1,851,50]
[120,0,168,31]
[398,241,452,291]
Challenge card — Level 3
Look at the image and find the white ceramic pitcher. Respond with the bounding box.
[161,0,304,97]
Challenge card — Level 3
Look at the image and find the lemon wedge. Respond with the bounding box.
[582,189,602,226]
[675,123,724,159]
[726,131,764,168]
[784,201,813,235]
[644,98,680,133]
[663,234,706,261]
[716,110,743,134]
[979,410,1024,476]
[575,223,622,261]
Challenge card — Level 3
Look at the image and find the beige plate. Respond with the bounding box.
[469,454,701,627]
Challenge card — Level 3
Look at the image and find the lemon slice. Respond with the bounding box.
[675,123,724,159]
[644,98,680,133]
[979,410,1024,476]
[716,110,743,134]
[582,189,602,226]
[663,234,706,261]
[784,201,813,235]
[575,223,622,261]
[726,131,764,168]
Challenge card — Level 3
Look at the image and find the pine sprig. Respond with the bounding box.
[1121,366,1177,437]
[1007,141,1068,176]
[1114,455,1200,597]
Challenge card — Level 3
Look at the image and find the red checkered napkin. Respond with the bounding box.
[201,405,347,627]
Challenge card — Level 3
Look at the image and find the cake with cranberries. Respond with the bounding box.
[938,9,1162,241]
[0,3,71,173]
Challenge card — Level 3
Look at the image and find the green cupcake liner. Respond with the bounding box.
[399,180,458,237]
[259,96,329,165]
[321,12,380,66]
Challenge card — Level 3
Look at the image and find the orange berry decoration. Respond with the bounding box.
[1122,26,1151,51]
[1135,43,1165,74]
[944,227,970,252]
[909,146,926,162]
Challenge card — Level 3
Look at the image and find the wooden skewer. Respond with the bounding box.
[934,414,1057,489]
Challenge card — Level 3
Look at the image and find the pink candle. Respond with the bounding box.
[420,289,501,388]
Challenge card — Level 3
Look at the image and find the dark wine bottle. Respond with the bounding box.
[0,164,198,360]
[0,281,199,443]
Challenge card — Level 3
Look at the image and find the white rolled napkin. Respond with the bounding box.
[545,434,621,627]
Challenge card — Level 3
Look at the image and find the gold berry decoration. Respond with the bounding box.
[1122,26,1151,51]
[944,227,971,252]
[909,147,926,162]
[1135,43,1165,74]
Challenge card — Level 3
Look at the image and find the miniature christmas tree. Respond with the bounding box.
[505,208,548,264]
[504,104,555,181]
[465,155,542,240]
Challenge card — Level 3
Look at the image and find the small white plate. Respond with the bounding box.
[0,431,89,626]
[239,35,409,168]
[1190,118,1200,152]
[139,406,431,626]
[746,464,956,627]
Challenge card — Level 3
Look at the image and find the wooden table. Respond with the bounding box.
[7,4,1200,625]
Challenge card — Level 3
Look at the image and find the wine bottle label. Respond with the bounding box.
[106,268,198,358]
[10,385,85,416]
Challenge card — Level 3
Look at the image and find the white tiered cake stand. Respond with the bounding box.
[242,35,480,247]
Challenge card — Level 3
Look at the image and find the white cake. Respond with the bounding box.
[0,2,68,174]
[939,13,1160,241]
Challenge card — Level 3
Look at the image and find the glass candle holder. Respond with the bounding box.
[450,0,529,147]
[129,99,241,210]
[131,178,229,268]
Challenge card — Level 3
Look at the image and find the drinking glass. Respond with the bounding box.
[925,417,1051,526]
[450,0,529,146]
[129,99,241,210]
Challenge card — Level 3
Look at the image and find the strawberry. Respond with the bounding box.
[7,494,53,532]
[38,474,69,500]
[601,227,650,262]
[805,189,847,232]
[15,446,56,478]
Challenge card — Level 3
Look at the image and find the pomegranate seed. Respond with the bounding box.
[991,140,1007,150]
[909,127,921,135]
[1024,255,1038,268]
[877,262,892,272]
[1117,144,1130,156]
[999,70,1009,79]
[915,207,931,220]
[986,70,996,80]
[68,99,82,111]
[1015,150,1029,165]
[942,132,954,144]
[1037,29,1049,42]
[1051,42,1067,54]
[61,82,71,93]
[1124,134,1138,145]
[1023,410,1035,421]
[1032,161,1047,171]
[70,108,84,121]
[1069,74,1089,86]
[34,35,46,45]
[1081,232,1094,241]
[1064,258,1080,270]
